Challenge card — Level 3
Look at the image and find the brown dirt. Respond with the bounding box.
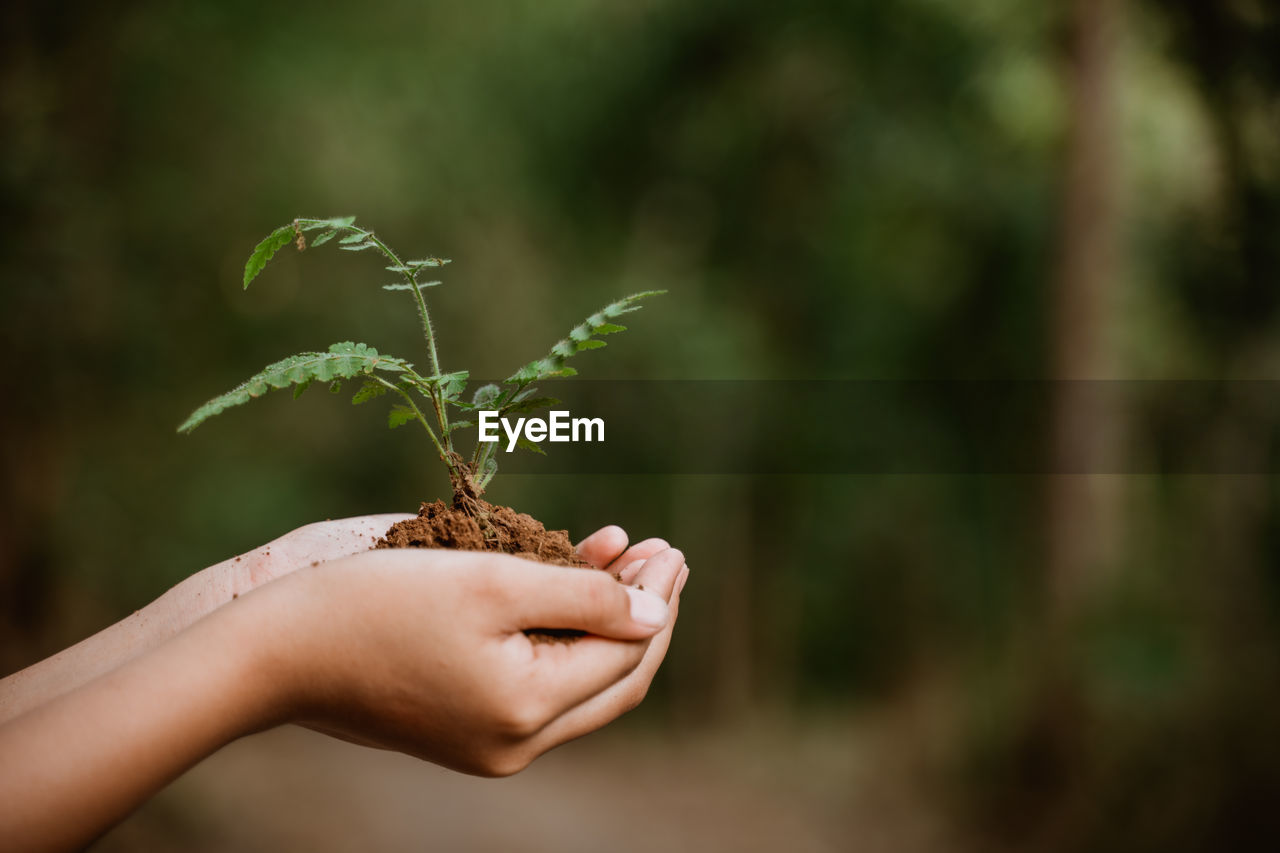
[376,498,593,642]
[376,499,591,568]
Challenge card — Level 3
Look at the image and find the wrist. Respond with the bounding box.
[184,579,306,734]
[0,580,305,851]
[216,565,335,729]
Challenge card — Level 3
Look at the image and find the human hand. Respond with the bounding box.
[231,516,663,595]
[220,513,416,593]
[0,525,687,849]
[253,541,688,776]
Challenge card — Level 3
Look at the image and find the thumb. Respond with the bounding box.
[501,562,669,640]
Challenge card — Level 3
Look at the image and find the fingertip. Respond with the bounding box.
[606,538,671,576]
[653,548,686,572]
[576,525,629,567]
[625,586,669,631]
[675,564,690,597]
[631,547,686,600]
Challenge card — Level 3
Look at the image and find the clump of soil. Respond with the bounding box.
[377,498,593,643]
[377,499,591,568]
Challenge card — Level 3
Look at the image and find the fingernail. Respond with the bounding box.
[627,587,669,628]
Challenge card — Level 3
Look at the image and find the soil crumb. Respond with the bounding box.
[377,499,591,568]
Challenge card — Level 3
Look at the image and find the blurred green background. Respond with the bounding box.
[3,0,1279,850]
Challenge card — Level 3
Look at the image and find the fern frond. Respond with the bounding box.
[243,225,297,289]
[297,216,356,232]
[388,405,417,429]
[472,384,501,408]
[506,291,665,384]
[351,379,388,405]
[387,259,451,272]
[503,395,560,416]
[407,370,468,402]
[382,281,441,292]
[178,342,411,433]
[516,437,547,455]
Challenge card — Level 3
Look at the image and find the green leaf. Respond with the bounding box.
[501,396,560,417]
[178,342,411,433]
[339,242,376,252]
[508,362,542,384]
[447,420,474,433]
[445,381,468,400]
[452,382,502,411]
[351,380,387,405]
[382,281,441,291]
[339,231,368,244]
[298,216,356,232]
[387,262,451,275]
[435,370,469,399]
[472,384,501,407]
[516,437,547,456]
[329,380,343,394]
[388,405,417,429]
[602,290,665,315]
[293,379,313,399]
[243,224,296,289]
[505,291,663,384]
[311,230,338,247]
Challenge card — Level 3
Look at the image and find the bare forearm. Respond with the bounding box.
[0,515,404,725]
[0,554,250,724]
[0,593,285,852]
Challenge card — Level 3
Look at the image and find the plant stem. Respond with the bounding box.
[373,376,450,469]
[364,234,442,378]
[359,233,452,444]
[296,218,472,501]
[296,218,450,440]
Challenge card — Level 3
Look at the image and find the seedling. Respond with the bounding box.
[179,216,661,523]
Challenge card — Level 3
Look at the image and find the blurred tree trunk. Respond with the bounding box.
[1045,0,1123,619]
[667,477,755,724]
[0,437,59,674]
[1004,0,1127,846]
[0,0,130,674]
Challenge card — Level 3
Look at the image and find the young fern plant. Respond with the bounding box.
[179,216,661,520]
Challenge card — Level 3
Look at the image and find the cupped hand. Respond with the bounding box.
[228,513,416,593]
[576,524,673,578]
[241,516,662,601]
[258,543,687,777]
[0,516,689,851]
